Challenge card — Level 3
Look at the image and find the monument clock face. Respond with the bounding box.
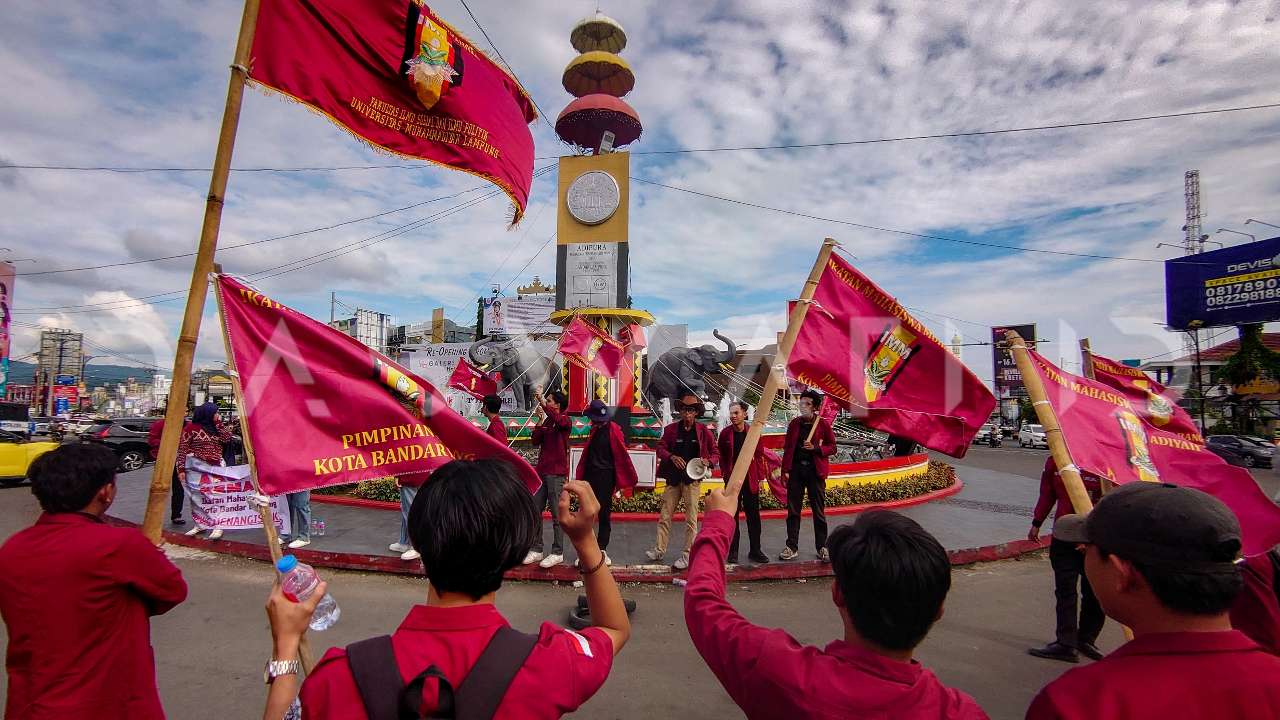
[565,171,621,226]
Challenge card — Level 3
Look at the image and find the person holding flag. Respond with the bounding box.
[529,389,572,569]
[780,390,837,562]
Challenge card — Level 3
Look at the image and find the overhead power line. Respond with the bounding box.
[4,100,1277,173]
[455,0,556,135]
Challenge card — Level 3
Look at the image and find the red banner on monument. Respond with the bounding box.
[558,316,625,378]
[1024,349,1280,555]
[787,253,996,457]
[1089,352,1201,438]
[216,275,539,496]
[249,0,538,222]
[447,357,498,399]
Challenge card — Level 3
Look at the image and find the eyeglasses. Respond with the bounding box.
[680,405,700,411]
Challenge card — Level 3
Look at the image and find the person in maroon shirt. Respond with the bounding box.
[684,473,988,720]
[1230,548,1280,655]
[718,400,770,565]
[1027,482,1280,719]
[0,443,188,719]
[527,390,571,569]
[482,394,507,445]
[261,459,630,720]
[780,390,838,561]
[1027,458,1104,663]
[147,415,186,526]
[646,393,719,570]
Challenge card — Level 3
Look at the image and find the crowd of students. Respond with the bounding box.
[2,401,1280,718]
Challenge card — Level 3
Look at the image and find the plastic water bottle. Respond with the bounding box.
[310,518,326,537]
[277,555,340,631]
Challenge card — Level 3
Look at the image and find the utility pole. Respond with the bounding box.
[330,291,336,324]
[1182,170,1209,431]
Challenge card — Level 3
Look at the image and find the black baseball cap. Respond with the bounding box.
[1053,482,1241,574]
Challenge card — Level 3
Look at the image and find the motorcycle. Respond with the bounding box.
[988,431,1002,448]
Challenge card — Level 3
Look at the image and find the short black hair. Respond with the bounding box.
[1103,549,1243,615]
[827,510,951,651]
[801,389,824,407]
[546,390,567,408]
[408,460,538,599]
[29,443,119,513]
[482,394,502,414]
[730,400,749,414]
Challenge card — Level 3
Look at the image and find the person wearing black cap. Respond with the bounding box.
[1026,482,1280,719]
[574,400,638,566]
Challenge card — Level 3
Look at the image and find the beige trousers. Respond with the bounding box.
[655,481,701,555]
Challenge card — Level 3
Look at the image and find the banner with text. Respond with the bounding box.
[1089,352,1201,437]
[249,0,538,222]
[482,296,558,335]
[186,459,291,534]
[217,275,540,495]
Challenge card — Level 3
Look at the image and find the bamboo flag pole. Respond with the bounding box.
[142,0,262,543]
[724,239,837,495]
[212,271,315,672]
[1079,338,1114,494]
[1006,331,1094,515]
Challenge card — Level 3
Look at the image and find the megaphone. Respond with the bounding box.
[686,457,713,481]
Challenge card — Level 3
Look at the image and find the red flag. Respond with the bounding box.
[216,275,539,495]
[447,357,498,399]
[762,449,787,506]
[1089,353,1201,439]
[619,323,647,349]
[787,253,996,457]
[248,0,538,222]
[1024,349,1280,555]
[558,316,625,378]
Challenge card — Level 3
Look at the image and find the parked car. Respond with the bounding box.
[0,430,59,486]
[1206,435,1274,468]
[1206,441,1255,468]
[29,417,57,436]
[80,417,161,472]
[1019,423,1048,449]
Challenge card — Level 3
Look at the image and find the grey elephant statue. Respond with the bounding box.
[644,329,736,410]
[467,335,563,412]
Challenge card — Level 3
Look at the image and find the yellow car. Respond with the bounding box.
[0,431,59,486]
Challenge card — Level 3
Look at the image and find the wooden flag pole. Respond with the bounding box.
[142,0,263,543]
[212,271,315,672]
[1006,331,1094,515]
[1079,338,1113,494]
[725,238,837,495]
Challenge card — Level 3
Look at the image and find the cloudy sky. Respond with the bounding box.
[3,0,1279,383]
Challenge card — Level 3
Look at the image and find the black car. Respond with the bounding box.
[80,418,160,472]
[1206,435,1275,468]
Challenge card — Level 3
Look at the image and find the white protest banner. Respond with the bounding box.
[186,458,290,534]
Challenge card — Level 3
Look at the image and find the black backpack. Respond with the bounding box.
[345,627,538,720]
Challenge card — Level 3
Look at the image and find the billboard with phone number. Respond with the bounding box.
[1166,236,1280,330]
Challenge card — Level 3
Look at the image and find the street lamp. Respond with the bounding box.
[1245,219,1280,230]
[1215,228,1256,242]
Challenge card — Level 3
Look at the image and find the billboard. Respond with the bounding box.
[481,296,558,336]
[991,324,1036,419]
[0,262,13,399]
[1166,236,1280,329]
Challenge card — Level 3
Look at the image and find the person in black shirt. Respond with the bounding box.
[780,390,837,562]
[574,400,638,566]
[647,394,719,570]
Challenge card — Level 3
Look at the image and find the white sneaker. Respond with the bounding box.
[288,539,311,549]
[539,553,564,569]
[184,526,201,537]
[208,528,223,541]
[644,548,663,562]
[401,548,421,561]
[389,542,410,553]
[277,536,286,546]
[522,550,544,565]
[779,547,799,561]
[603,551,612,567]
[673,553,690,570]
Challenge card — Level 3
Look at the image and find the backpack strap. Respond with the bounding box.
[453,627,540,720]
[346,636,402,720]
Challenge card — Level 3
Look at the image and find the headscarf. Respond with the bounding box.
[192,402,219,434]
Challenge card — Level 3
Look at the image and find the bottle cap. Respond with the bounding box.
[276,555,298,573]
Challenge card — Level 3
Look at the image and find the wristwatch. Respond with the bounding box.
[264,658,301,684]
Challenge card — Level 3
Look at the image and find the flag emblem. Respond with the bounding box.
[1116,409,1161,483]
[864,323,918,402]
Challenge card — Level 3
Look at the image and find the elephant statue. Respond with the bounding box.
[644,329,737,410]
[468,334,562,412]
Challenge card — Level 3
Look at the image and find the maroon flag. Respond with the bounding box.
[1090,353,1201,439]
[787,253,996,457]
[248,0,538,222]
[1024,349,1280,555]
[216,275,539,495]
[558,316,625,378]
[447,357,499,399]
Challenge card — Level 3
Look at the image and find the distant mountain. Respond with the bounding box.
[6,359,160,387]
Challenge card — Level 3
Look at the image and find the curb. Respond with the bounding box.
[312,478,963,522]
[107,493,1048,584]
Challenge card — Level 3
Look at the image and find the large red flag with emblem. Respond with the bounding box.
[216,275,539,495]
[1024,349,1280,555]
[1089,352,1201,438]
[787,253,996,457]
[248,0,538,222]
[447,357,499,399]
[558,316,625,378]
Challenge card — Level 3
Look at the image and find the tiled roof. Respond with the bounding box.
[1175,333,1280,363]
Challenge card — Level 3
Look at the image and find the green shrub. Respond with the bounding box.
[350,477,401,502]
[313,483,357,496]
